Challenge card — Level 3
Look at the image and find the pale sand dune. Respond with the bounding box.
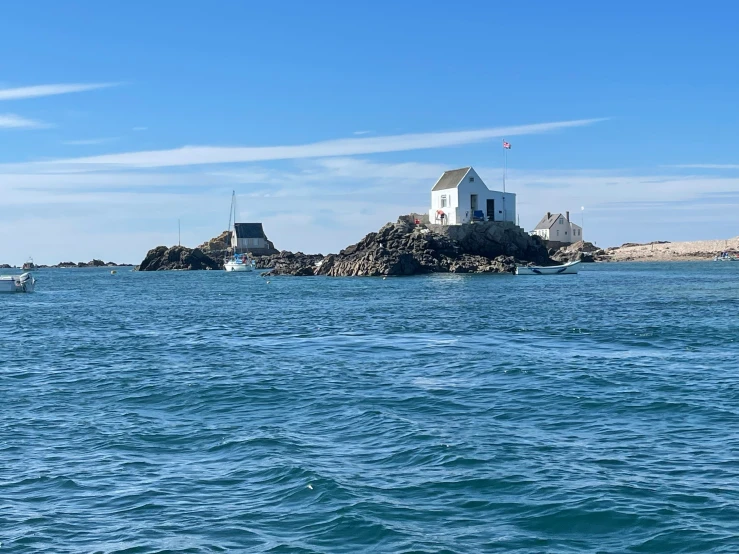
[606,237,739,261]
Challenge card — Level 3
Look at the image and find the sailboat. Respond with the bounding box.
[224,191,256,272]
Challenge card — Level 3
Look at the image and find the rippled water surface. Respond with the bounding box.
[2,263,739,552]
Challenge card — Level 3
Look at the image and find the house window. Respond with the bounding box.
[469,177,475,182]
[440,195,448,208]
[557,230,560,236]
[558,217,564,224]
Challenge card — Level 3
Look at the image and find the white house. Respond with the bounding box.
[428,167,516,225]
[531,212,583,245]
[232,223,273,255]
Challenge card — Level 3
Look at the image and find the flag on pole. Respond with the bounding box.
[503,141,511,149]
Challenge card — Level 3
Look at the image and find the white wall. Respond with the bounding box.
[531,228,550,241]
[430,184,460,224]
[429,168,516,225]
[456,169,516,224]
[233,237,267,250]
[571,222,583,241]
[547,216,582,244]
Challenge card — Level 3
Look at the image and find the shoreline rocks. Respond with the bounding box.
[599,237,739,262]
[550,241,608,264]
[3,260,129,269]
[52,259,124,268]
[137,246,221,271]
[262,218,552,277]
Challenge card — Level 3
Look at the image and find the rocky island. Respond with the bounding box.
[137,216,554,276]
[262,217,551,276]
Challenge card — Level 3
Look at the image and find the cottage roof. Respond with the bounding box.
[431,167,471,191]
[234,222,266,239]
[534,213,563,230]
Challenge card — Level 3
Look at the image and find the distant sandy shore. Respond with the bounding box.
[603,237,739,262]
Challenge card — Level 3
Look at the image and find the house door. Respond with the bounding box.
[487,199,495,221]
[470,194,478,212]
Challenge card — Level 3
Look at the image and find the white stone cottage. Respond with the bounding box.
[428,167,516,225]
[530,212,583,245]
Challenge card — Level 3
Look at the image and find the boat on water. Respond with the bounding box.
[714,252,738,261]
[0,272,36,293]
[515,260,581,275]
[22,257,36,271]
[223,191,256,272]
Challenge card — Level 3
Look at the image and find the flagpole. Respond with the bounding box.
[503,145,507,194]
[502,140,507,221]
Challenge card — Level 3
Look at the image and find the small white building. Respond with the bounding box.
[531,212,583,245]
[428,167,516,225]
[232,223,272,254]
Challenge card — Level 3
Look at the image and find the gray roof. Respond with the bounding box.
[431,167,471,191]
[234,223,266,239]
[534,213,563,230]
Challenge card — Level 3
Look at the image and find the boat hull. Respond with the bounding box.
[0,273,36,293]
[515,261,580,275]
[224,260,254,272]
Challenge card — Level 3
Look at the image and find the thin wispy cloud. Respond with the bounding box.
[50,118,607,168]
[353,130,372,135]
[2,156,739,262]
[667,164,739,169]
[0,114,49,129]
[132,126,148,131]
[62,137,119,146]
[0,82,119,101]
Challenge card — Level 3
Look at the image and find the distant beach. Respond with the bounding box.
[602,237,739,262]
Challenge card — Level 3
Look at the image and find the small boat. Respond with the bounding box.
[223,191,256,272]
[0,272,36,293]
[713,252,738,261]
[515,260,581,275]
[225,252,256,272]
[22,257,36,271]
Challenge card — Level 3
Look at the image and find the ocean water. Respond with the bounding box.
[2,263,739,553]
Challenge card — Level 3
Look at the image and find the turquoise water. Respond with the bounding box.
[2,263,739,553]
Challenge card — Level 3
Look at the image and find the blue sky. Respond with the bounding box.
[1,1,738,263]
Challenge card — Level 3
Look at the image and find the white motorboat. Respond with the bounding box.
[0,272,36,293]
[223,191,255,272]
[713,253,738,262]
[515,260,581,275]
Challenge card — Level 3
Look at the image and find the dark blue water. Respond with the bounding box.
[2,263,739,553]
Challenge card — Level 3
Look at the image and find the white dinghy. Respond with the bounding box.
[0,272,36,293]
[515,261,581,275]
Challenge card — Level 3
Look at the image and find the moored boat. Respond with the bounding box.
[223,191,256,272]
[515,260,580,275]
[713,252,738,261]
[224,252,256,272]
[0,272,36,293]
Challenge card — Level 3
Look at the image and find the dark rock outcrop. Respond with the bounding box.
[264,219,552,277]
[0,264,11,269]
[256,251,324,275]
[138,246,220,271]
[52,259,124,268]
